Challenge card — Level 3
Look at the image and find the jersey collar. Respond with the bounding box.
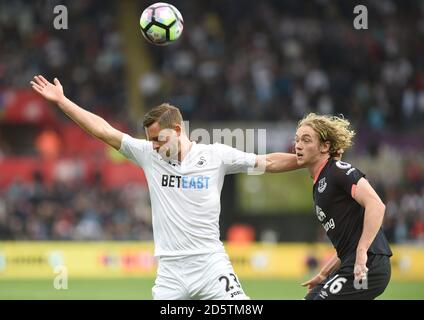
[313,159,330,184]
[180,141,196,163]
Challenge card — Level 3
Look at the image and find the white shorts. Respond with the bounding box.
[152,251,250,300]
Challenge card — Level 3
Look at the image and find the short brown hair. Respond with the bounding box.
[142,103,183,129]
[298,113,356,157]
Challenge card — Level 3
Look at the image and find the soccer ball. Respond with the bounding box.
[139,2,184,46]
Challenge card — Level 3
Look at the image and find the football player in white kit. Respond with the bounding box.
[31,75,300,300]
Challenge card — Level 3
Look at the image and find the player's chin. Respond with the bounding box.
[296,156,305,165]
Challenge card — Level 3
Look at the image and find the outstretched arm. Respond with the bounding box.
[256,148,345,173]
[31,75,123,150]
[256,153,302,173]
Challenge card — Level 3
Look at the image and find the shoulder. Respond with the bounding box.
[210,142,246,153]
[334,160,353,169]
[122,134,152,149]
[119,134,154,158]
[330,159,356,172]
[210,142,229,150]
[190,142,217,156]
[328,159,365,183]
[207,142,232,156]
[187,142,221,160]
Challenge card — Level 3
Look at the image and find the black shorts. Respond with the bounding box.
[305,254,391,300]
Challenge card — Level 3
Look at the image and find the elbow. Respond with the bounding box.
[264,158,275,173]
[93,127,114,146]
[267,161,281,173]
[371,200,386,219]
[364,199,386,218]
[379,201,386,216]
[93,128,107,140]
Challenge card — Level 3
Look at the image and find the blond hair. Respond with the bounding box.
[298,113,356,157]
[143,103,183,129]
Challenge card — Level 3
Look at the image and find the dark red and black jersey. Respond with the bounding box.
[313,159,392,261]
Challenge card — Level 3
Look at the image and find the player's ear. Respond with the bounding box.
[174,123,182,136]
[334,148,344,160]
[320,141,330,154]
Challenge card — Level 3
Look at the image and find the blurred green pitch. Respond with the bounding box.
[0,278,423,300]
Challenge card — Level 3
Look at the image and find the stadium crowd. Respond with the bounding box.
[0,0,128,121]
[0,170,152,240]
[0,0,423,243]
[143,0,424,130]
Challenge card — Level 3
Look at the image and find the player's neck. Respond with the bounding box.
[310,155,329,183]
[178,135,193,162]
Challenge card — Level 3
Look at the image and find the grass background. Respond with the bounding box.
[0,278,423,300]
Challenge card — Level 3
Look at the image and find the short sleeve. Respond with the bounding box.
[119,134,153,168]
[213,143,257,175]
[332,160,365,195]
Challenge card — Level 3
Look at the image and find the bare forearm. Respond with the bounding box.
[320,253,340,277]
[357,202,385,254]
[57,96,123,150]
[58,96,110,138]
[261,152,301,173]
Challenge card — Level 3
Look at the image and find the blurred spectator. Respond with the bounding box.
[0,131,11,158]
[35,128,61,159]
[227,223,256,244]
[305,249,319,276]
[410,213,424,241]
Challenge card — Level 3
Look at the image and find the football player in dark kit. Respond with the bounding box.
[295,113,392,300]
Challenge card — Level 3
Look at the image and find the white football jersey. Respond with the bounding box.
[119,134,257,257]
